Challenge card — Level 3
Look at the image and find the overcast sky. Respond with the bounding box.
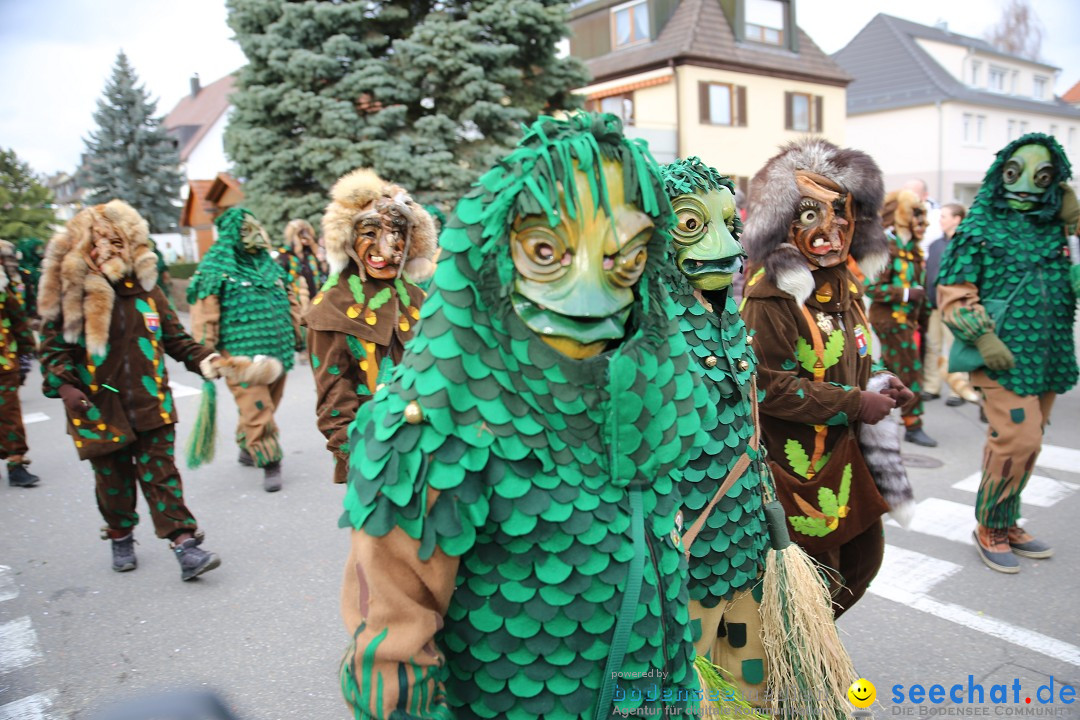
[1,0,1078,177]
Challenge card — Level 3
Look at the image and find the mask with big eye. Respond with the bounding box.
[511,161,654,359]
[240,218,271,253]
[353,212,405,280]
[670,188,744,291]
[1002,143,1054,212]
[789,173,854,268]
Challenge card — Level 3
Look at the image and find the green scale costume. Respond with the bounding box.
[339,114,716,719]
[187,208,297,371]
[659,160,770,697]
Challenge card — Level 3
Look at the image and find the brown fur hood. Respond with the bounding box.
[0,239,17,294]
[321,168,438,282]
[742,138,888,304]
[284,218,317,256]
[37,200,157,357]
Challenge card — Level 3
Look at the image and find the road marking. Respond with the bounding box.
[21,413,48,425]
[0,566,17,602]
[0,691,58,720]
[885,498,977,544]
[869,548,1080,668]
[952,472,1078,507]
[0,617,43,674]
[1035,444,1080,475]
[169,382,201,399]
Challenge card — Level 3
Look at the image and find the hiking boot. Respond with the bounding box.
[904,427,938,447]
[172,536,221,581]
[945,395,965,407]
[919,391,940,401]
[263,461,282,493]
[973,525,1019,573]
[1007,526,1053,559]
[238,449,254,467]
[110,533,137,572]
[7,462,40,488]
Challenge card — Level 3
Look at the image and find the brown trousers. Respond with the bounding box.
[89,424,197,539]
[875,322,925,428]
[809,518,884,619]
[226,374,286,467]
[971,371,1055,529]
[0,372,28,461]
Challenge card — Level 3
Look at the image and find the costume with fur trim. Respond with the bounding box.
[937,133,1076,534]
[866,189,929,430]
[740,139,892,617]
[305,169,432,484]
[339,114,714,719]
[0,254,36,464]
[38,202,215,541]
[278,219,325,312]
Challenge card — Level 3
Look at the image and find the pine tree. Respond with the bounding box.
[81,51,183,233]
[225,0,588,236]
[0,148,58,241]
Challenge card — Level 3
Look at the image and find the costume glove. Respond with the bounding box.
[58,384,91,413]
[975,332,1015,371]
[199,353,224,380]
[857,390,895,425]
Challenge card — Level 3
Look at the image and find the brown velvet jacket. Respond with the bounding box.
[303,268,424,483]
[0,290,34,376]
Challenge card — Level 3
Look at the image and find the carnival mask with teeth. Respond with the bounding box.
[790,172,854,268]
[671,185,743,291]
[353,206,407,280]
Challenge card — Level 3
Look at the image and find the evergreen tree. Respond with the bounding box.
[0,148,58,241]
[81,51,183,233]
[225,0,588,236]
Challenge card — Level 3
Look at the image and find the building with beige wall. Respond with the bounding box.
[568,0,849,195]
[834,14,1080,207]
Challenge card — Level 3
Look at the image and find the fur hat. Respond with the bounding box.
[321,168,438,282]
[742,138,888,303]
[38,200,157,357]
[284,218,316,255]
[881,189,922,233]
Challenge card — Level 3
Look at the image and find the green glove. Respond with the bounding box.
[975,332,1015,371]
[1071,265,1080,297]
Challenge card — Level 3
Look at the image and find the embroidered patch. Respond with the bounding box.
[1010,408,1025,424]
[854,324,869,357]
[143,312,160,334]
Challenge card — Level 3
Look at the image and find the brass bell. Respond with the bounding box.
[704,356,718,368]
[737,359,749,372]
[746,334,754,344]
[403,401,424,425]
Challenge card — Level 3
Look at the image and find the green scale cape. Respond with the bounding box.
[342,114,715,718]
[187,208,297,370]
[666,275,768,608]
[937,133,1077,396]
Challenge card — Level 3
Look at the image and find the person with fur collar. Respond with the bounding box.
[188,208,302,493]
[0,239,39,487]
[305,169,436,484]
[866,189,937,447]
[38,201,223,580]
[739,138,913,617]
[278,218,326,314]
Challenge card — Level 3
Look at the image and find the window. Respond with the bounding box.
[586,93,635,126]
[611,0,649,49]
[1010,70,1019,94]
[698,82,747,126]
[976,115,985,144]
[1034,76,1047,99]
[1050,124,1058,138]
[989,66,1007,92]
[1020,120,1029,135]
[1007,119,1017,141]
[969,60,982,86]
[785,92,822,132]
[962,113,972,143]
[1069,127,1076,154]
[745,0,785,45]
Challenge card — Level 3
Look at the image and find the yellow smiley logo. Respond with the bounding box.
[848,678,876,708]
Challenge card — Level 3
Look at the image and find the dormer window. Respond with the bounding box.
[988,66,1007,93]
[611,0,649,49]
[969,60,981,86]
[1034,76,1047,100]
[745,0,785,46]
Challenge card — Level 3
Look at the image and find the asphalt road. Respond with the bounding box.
[1,323,1078,719]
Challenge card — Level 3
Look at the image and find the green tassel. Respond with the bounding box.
[693,655,763,718]
[186,380,217,468]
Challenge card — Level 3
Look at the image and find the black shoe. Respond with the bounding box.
[238,449,254,467]
[7,462,39,487]
[919,391,940,401]
[110,533,137,572]
[263,461,282,493]
[172,536,220,581]
[904,427,939,447]
[945,396,965,407]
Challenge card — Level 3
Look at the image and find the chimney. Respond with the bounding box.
[190,73,201,97]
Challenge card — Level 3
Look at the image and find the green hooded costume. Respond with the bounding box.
[339,114,716,719]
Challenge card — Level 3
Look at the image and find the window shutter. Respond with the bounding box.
[699,82,711,123]
[736,86,747,127]
[814,95,824,133]
[784,92,793,130]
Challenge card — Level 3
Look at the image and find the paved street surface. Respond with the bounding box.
[1,318,1078,719]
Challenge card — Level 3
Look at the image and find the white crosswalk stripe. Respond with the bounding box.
[0,692,58,720]
[884,497,980,544]
[20,413,48,426]
[169,381,202,399]
[951,472,1078,507]
[1034,444,1080,474]
[0,618,43,675]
